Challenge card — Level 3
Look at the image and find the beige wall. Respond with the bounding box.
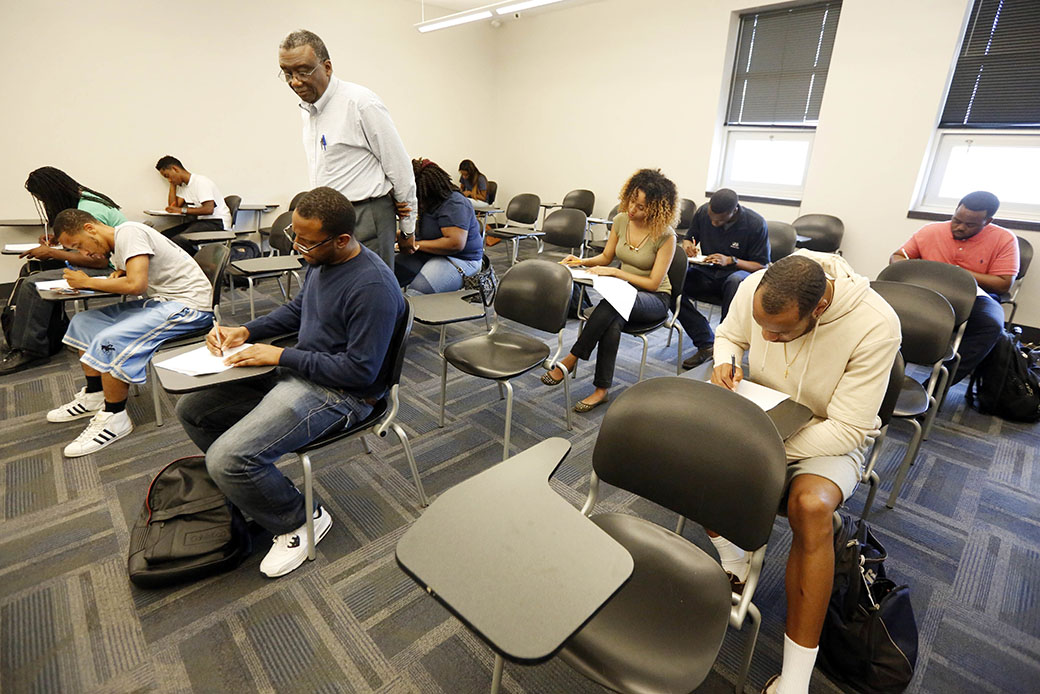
[3,0,1036,326]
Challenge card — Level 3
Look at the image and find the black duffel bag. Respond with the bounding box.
[128,456,251,588]
[817,512,918,694]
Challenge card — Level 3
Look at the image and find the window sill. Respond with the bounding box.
[907,210,1040,233]
[706,191,801,207]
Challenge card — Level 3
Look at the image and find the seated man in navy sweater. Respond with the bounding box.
[175,186,405,578]
[678,189,770,369]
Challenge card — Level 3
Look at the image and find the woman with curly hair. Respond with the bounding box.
[395,158,483,294]
[541,168,678,411]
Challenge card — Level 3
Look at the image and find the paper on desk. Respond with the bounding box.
[687,254,710,264]
[35,279,96,294]
[155,344,252,376]
[591,276,637,320]
[568,267,596,282]
[4,243,40,253]
[734,379,790,411]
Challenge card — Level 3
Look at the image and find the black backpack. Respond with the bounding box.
[127,456,251,588]
[966,330,1040,422]
[818,512,918,694]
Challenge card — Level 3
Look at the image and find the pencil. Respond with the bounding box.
[214,316,224,356]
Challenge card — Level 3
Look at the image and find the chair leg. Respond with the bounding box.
[862,470,880,522]
[562,364,573,431]
[490,653,504,694]
[360,435,372,454]
[151,363,163,427]
[637,335,649,382]
[887,418,922,509]
[675,329,684,376]
[247,277,256,322]
[438,325,447,356]
[439,357,448,427]
[301,452,316,561]
[674,516,686,534]
[510,239,519,266]
[502,380,514,461]
[227,276,236,316]
[734,602,762,694]
[922,371,947,441]
[392,422,428,507]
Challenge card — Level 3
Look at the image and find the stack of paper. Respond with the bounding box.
[4,243,40,253]
[687,254,710,264]
[35,279,96,295]
[155,344,252,376]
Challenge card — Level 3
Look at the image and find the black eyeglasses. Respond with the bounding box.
[284,224,336,254]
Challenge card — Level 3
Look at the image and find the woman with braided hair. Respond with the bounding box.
[394,158,483,295]
[541,168,678,412]
[0,167,126,375]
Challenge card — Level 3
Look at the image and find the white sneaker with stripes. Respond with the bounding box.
[47,388,105,422]
[63,410,133,458]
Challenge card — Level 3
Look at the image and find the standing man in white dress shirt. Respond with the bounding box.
[277,29,417,269]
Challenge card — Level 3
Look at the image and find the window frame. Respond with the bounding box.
[716,126,816,202]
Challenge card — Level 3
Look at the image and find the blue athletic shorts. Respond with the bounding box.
[63,299,213,383]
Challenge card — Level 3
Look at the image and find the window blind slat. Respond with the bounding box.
[939,0,1040,127]
[726,2,842,126]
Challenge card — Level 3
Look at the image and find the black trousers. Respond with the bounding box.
[570,291,670,389]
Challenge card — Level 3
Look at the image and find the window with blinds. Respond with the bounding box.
[939,0,1040,128]
[726,2,842,127]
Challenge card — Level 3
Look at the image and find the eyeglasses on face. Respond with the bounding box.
[276,63,322,83]
[284,224,337,254]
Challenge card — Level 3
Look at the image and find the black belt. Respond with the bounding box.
[352,193,392,207]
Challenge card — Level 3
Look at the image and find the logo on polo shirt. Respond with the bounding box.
[730,242,741,249]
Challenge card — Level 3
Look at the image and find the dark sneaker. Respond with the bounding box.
[682,347,714,370]
[0,349,49,375]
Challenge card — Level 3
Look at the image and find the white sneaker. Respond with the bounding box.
[47,388,105,422]
[63,410,134,457]
[260,506,333,578]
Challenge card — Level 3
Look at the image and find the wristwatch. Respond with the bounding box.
[182,207,188,214]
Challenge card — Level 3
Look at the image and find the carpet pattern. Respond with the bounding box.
[1,242,1038,694]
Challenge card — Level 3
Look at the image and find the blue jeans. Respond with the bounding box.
[950,293,1004,385]
[676,265,749,350]
[570,291,670,389]
[394,253,481,295]
[175,369,373,534]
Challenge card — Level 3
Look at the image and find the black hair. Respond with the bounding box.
[52,209,99,240]
[458,159,481,183]
[709,188,739,214]
[25,166,120,224]
[414,158,457,216]
[958,190,1000,219]
[280,29,330,63]
[155,155,183,171]
[757,255,827,319]
[294,187,356,239]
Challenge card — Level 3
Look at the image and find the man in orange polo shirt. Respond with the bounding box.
[889,190,1019,384]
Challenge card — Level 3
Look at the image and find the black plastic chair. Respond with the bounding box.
[588,204,621,253]
[541,208,587,257]
[1001,235,1032,325]
[767,221,797,261]
[289,191,307,211]
[224,195,241,231]
[560,189,595,217]
[870,281,956,509]
[227,211,303,320]
[298,300,427,561]
[859,351,905,521]
[793,213,844,253]
[878,259,976,425]
[557,378,787,694]
[485,181,498,206]
[486,193,542,265]
[148,243,231,426]
[440,260,573,460]
[577,244,689,379]
[676,198,697,236]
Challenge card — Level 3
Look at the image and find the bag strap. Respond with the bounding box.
[150,494,229,522]
[445,256,466,278]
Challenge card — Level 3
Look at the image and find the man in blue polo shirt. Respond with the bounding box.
[678,189,770,369]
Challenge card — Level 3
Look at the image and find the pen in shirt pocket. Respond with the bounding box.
[321,135,327,151]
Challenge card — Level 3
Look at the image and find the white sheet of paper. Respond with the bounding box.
[734,379,790,411]
[592,276,638,320]
[155,343,252,376]
[4,243,40,253]
[568,267,596,282]
[976,283,987,297]
[144,209,182,215]
[687,254,710,264]
[35,279,96,294]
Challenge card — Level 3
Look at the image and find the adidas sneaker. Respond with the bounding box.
[47,388,105,422]
[63,410,134,457]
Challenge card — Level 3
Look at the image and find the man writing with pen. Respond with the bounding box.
[174,187,404,580]
[705,252,900,694]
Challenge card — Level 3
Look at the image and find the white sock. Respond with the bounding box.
[709,535,750,581]
[776,633,819,694]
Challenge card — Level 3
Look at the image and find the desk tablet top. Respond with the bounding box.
[154,341,276,393]
[410,290,485,325]
[396,438,633,662]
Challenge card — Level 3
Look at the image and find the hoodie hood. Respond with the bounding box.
[796,249,871,325]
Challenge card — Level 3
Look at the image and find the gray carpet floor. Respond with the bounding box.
[2,241,1039,693]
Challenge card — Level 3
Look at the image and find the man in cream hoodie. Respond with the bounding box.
[710,251,901,694]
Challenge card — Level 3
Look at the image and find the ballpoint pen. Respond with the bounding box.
[731,355,737,384]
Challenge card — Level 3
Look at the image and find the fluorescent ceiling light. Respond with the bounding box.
[417,9,493,33]
[495,0,566,14]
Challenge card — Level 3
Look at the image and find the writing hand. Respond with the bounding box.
[224,343,283,367]
[63,268,91,288]
[206,325,248,355]
[560,255,583,267]
[710,362,743,391]
[681,239,697,258]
